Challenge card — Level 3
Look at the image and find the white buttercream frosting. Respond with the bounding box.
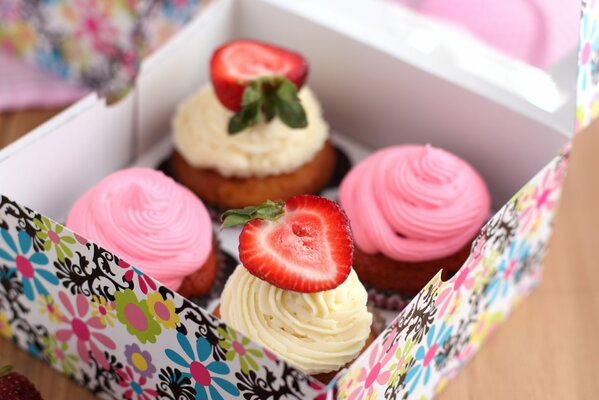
[220,265,372,375]
[172,84,329,178]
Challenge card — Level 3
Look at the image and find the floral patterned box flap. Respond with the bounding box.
[0,0,206,100]
[0,196,329,399]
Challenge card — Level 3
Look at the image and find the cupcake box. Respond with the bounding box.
[0,0,591,398]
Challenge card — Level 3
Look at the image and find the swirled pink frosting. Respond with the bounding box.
[66,168,213,290]
[339,145,490,262]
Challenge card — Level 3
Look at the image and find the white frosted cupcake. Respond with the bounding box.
[171,40,335,208]
[217,195,375,383]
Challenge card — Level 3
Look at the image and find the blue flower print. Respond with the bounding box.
[578,11,599,93]
[35,47,71,79]
[161,0,199,23]
[165,333,240,400]
[0,229,58,301]
[485,240,531,306]
[404,323,453,394]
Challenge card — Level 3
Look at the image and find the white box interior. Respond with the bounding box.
[0,0,575,221]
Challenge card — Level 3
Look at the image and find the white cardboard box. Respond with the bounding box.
[0,0,580,398]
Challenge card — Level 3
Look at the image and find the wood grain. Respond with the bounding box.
[0,111,598,399]
[0,108,64,148]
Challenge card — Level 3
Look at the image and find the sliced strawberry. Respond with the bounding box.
[222,195,353,292]
[211,39,308,112]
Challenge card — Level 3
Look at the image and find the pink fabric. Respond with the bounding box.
[396,0,580,68]
[0,53,88,111]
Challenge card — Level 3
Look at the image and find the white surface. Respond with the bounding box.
[253,0,576,132]
[0,0,575,220]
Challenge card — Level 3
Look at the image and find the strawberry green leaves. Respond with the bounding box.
[220,200,285,229]
[228,77,308,134]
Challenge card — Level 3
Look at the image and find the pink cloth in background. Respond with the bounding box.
[396,0,580,69]
[0,53,88,112]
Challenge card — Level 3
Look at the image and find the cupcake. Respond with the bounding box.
[171,40,335,209]
[339,144,491,297]
[66,168,216,297]
[217,195,375,383]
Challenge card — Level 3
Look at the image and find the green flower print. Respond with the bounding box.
[115,289,161,343]
[42,335,79,376]
[218,326,262,374]
[386,339,416,387]
[34,217,76,262]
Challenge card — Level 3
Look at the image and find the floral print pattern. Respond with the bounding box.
[0,0,202,100]
[218,325,263,375]
[41,334,79,375]
[34,217,76,263]
[165,333,240,399]
[0,229,58,301]
[38,294,64,323]
[348,336,398,400]
[146,291,179,330]
[120,261,157,295]
[125,343,156,379]
[484,240,531,306]
[55,292,116,369]
[117,366,159,400]
[404,323,453,394]
[578,1,599,130]
[90,294,116,327]
[114,289,161,344]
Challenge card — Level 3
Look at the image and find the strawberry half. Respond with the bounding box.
[221,196,353,292]
[210,40,309,133]
[0,366,44,400]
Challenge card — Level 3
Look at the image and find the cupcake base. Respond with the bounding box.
[352,241,473,298]
[212,305,376,384]
[171,140,336,209]
[178,247,218,297]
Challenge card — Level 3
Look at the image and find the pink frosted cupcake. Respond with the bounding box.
[339,144,490,296]
[66,168,216,297]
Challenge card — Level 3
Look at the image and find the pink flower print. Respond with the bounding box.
[308,381,327,400]
[518,167,561,234]
[120,50,139,80]
[456,343,475,367]
[72,0,119,52]
[436,245,483,319]
[117,366,159,400]
[119,260,156,294]
[470,311,504,345]
[263,347,278,362]
[404,323,453,394]
[0,2,21,23]
[74,233,88,245]
[55,292,116,369]
[348,340,398,400]
[337,366,361,399]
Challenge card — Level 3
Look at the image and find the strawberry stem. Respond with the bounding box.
[0,365,12,376]
[228,76,307,134]
[221,200,285,229]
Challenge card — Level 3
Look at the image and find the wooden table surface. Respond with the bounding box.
[0,109,598,399]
